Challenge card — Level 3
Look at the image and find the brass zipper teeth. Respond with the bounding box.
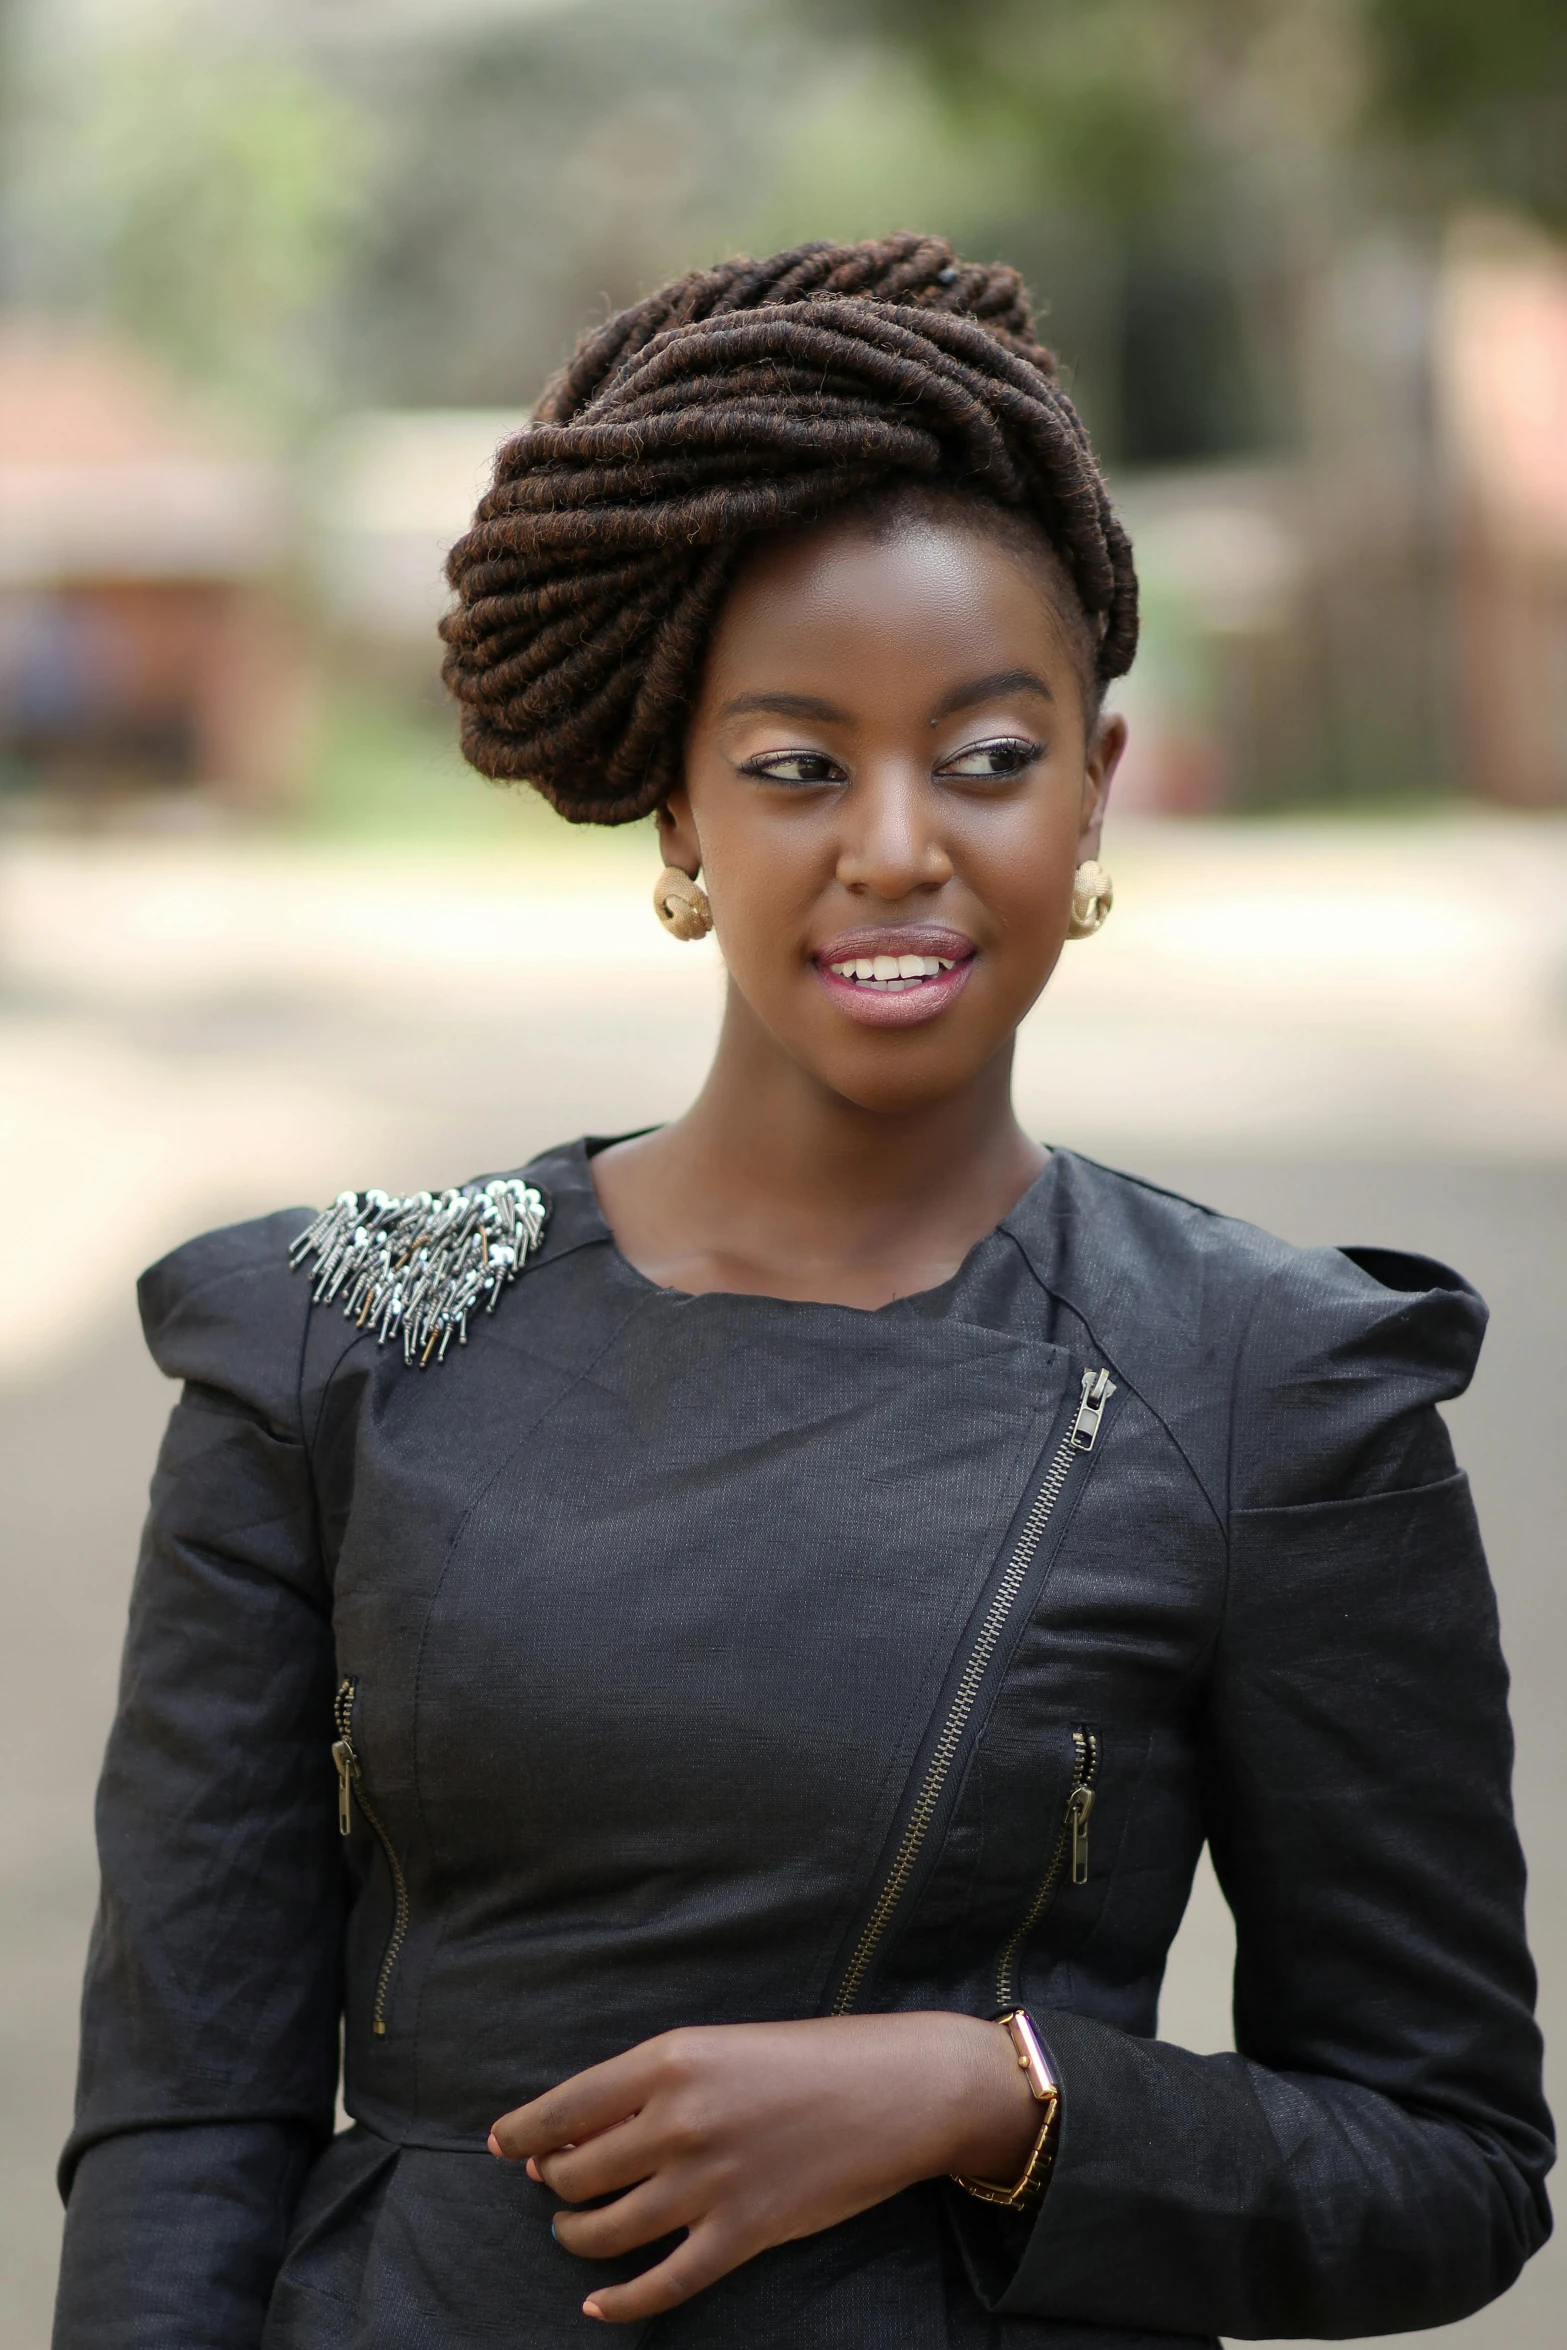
[333,1677,411,2039]
[995,1728,1099,2013]
[833,1421,1083,2015]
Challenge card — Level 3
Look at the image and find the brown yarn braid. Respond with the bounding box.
[440,233,1138,825]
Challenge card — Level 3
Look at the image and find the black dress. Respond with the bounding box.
[54,1141,1552,2349]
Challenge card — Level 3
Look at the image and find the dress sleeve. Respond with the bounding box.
[991,1245,1554,2338]
[54,1211,342,2350]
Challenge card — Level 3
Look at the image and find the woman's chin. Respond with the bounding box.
[793,1030,1008,1120]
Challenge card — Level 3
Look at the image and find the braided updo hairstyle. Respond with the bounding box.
[440,233,1138,825]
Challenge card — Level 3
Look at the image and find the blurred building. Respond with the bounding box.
[1440,220,1567,809]
[311,409,522,659]
[0,324,308,811]
[1115,223,1567,817]
[1108,466,1310,815]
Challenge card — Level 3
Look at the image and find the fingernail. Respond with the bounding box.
[526,2157,541,2182]
[550,2219,558,2243]
[583,2302,604,2321]
[487,2132,503,2159]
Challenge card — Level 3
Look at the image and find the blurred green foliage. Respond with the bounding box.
[296,687,652,861]
[3,11,372,427]
[853,0,1567,223]
[795,0,1237,230]
[297,689,512,842]
[3,0,1561,453]
[317,0,1296,462]
[1369,0,1567,221]
[79,50,368,422]
[330,0,787,412]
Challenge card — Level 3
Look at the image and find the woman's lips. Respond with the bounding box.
[811,929,976,1028]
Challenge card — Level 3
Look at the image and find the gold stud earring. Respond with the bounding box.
[652,865,713,941]
[1067,859,1113,940]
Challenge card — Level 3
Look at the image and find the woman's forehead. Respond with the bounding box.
[702,514,1087,714]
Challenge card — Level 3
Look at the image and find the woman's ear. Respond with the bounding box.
[656,787,704,879]
[1078,711,1127,860]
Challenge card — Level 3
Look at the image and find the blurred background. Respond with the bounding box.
[1,1,1565,2343]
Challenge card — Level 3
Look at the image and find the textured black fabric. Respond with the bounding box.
[54,1143,1552,2347]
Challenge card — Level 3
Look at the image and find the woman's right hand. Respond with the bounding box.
[489,2009,1040,2325]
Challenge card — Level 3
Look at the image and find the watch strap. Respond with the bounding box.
[951,2008,1060,2211]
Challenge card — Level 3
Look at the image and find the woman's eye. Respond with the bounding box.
[938,737,1042,780]
[739,750,846,785]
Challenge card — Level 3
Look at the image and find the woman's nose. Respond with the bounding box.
[834,766,953,900]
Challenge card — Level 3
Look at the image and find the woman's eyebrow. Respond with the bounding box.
[928,668,1053,721]
[719,690,846,722]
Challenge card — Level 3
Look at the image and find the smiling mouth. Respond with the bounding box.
[811,929,976,1026]
[823,951,961,993]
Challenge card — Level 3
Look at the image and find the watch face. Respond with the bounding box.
[1005,2008,1056,2102]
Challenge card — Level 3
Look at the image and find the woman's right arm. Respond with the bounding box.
[54,1214,343,2350]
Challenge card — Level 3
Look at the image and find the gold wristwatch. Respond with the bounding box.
[951,2008,1060,2211]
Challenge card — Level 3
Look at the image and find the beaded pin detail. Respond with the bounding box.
[291,1178,548,1367]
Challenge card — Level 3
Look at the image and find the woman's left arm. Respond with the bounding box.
[987,1245,1554,2336]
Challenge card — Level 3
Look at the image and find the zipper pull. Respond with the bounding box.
[332,1737,357,1836]
[1068,1783,1095,1884]
[1070,1367,1115,1451]
[333,1677,360,1834]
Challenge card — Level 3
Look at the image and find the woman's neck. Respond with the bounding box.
[590,988,1048,1307]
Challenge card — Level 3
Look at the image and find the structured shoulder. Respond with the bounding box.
[138,1207,318,1431]
[1019,1149,1484,1352]
[1004,1151,1487,1514]
[1231,1235,1486,1509]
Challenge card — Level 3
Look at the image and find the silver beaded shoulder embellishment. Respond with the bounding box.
[290,1178,548,1367]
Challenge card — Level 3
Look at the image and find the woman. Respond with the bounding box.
[56,236,1550,2348]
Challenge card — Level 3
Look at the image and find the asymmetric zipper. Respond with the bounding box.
[994,1726,1100,2012]
[332,1678,410,2038]
[832,1368,1115,2015]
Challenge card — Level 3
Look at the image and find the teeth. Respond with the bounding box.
[825,950,963,987]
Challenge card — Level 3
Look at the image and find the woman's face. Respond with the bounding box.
[665,509,1126,1116]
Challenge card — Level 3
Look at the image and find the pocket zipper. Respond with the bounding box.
[832,1367,1114,2015]
[994,1726,1100,2013]
[332,1678,410,2039]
